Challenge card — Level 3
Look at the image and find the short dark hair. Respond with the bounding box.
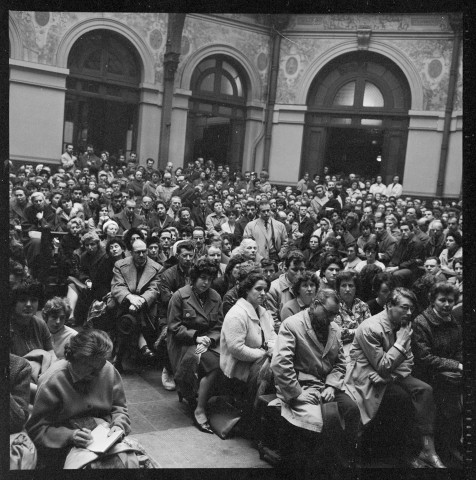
[123,228,145,250]
[10,279,44,308]
[260,258,278,272]
[284,250,305,268]
[320,255,344,278]
[371,272,396,296]
[176,241,195,255]
[363,242,378,253]
[238,270,270,299]
[190,258,219,283]
[106,237,126,253]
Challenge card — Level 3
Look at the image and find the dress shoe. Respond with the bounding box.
[417,450,446,468]
[192,412,214,434]
[161,367,176,391]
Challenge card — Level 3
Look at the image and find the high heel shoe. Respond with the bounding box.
[193,412,214,434]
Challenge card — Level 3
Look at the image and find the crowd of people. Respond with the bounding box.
[8,145,464,472]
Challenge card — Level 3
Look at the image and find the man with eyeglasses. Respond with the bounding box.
[271,288,360,474]
[344,287,445,468]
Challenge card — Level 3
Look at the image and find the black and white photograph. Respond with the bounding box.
[3,2,472,477]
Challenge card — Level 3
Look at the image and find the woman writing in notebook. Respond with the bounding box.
[26,329,135,468]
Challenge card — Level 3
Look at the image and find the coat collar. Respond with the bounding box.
[122,257,159,292]
[235,297,266,321]
[180,285,219,316]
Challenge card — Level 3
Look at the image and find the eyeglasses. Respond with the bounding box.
[315,298,338,318]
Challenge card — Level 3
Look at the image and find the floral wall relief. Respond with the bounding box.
[391,39,454,111]
[276,37,340,104]
[177,16,270,100]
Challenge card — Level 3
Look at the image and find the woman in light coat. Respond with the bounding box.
[220,271,277,422]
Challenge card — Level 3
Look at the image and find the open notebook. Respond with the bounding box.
[86,423,123,453]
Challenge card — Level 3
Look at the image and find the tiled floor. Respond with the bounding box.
[121,363,272,469]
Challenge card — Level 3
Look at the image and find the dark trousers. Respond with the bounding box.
[391,375,435,436]
[362,375,435,459]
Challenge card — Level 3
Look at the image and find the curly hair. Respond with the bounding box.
[320,255,344,278]
[291,271,319,297]
[42,296,72,319]
[189,258,219,284]
[122,227,145,251]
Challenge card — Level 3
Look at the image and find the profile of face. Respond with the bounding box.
[246,279,268,308]
[445,235,456,249]
[377,282,391,303]
[222,238,232,255]
[454,262,462,281]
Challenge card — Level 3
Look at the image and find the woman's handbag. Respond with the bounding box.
[207,396,243,440]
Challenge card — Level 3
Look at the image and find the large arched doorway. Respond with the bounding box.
[184,56,248,171]
[63,30,141,157]
[301,51,411,183]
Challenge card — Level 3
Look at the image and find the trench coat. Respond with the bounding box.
[109,257,162,317]
[271,310,346,432]
[166,285,223,375]
[343,310,413,425]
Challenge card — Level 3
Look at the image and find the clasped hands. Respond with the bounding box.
[195,335,211,354]
[127,294,146,312]
[293,385,336,405]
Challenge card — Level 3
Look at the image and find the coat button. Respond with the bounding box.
[186,313,190,317]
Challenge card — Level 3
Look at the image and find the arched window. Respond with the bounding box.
[63,30,141,156]
[185,56,248,170]
[301,51,411,181]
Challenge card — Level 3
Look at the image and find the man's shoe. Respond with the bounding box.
[161,367,176,391]
[417,451,446,468]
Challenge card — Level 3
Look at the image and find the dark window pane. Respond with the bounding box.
[333,82,355,106]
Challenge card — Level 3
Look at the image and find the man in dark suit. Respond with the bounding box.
[295,202,315,250]
[113,199,145,234]
[77,144,102,175]
[110,238,162,371]
[191,197,212,229]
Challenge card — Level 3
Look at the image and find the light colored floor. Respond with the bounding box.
[121,364,273,469]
